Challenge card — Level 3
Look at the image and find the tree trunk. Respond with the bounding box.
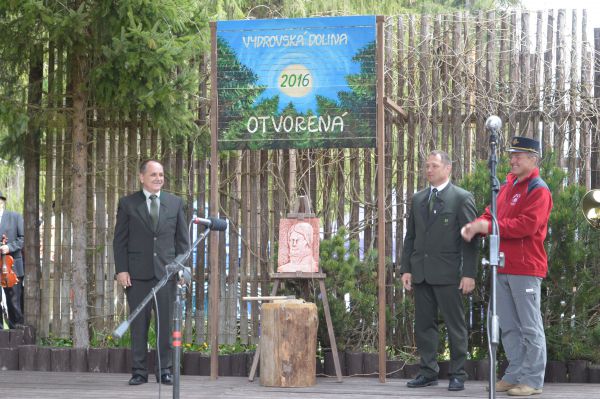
[23,43,43,331]
[71,43,90,347]
[260,301,318,387]
[94,111,107,333]
[41,41,56,338]
[52,93,64,336]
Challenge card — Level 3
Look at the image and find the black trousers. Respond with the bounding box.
[126,278,175,378]
[413,282,468,380]
[2,278,24,328]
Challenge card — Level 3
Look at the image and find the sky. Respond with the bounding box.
[519,0,600,35]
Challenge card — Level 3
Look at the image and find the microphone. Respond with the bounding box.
[191,216,228,231]
[485,115,502,144]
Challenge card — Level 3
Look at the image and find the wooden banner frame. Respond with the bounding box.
[209,15,386,382]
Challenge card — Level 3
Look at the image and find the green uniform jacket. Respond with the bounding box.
[400,183,478,284]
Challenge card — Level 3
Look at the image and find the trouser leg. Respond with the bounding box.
[4,282,24,327]
[126,279,153,377]
[154,279,175,375]
[433,284,468,380]
[414,283,440,379]
[497,274,523,384]
[506,275,546,389]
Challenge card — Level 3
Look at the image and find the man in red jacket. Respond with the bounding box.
[461,136,552,397]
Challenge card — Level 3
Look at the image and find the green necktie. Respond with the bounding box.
[428,188,438,212]
[150,194,159,228]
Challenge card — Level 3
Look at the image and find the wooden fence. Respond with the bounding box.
[35,9,600,351]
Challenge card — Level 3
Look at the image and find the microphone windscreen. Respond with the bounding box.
[208,217,228,231]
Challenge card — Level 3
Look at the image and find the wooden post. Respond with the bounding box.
[594,28,600,188]
[209,21,220,380]
[376,15,386,384]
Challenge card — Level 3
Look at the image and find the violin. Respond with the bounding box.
[0,233,18,288]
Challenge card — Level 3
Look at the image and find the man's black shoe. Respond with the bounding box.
[406,374,438,388]
[128,375,148,385]
[157,373,173,385]
[448,377,465,391]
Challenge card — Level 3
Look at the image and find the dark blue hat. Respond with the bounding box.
[508,136,540,154]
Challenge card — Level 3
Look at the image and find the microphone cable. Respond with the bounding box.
[152,286,162,399]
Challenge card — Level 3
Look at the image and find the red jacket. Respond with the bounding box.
[477,168,553,278]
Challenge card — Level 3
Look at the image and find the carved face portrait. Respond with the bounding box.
[277,218,320,273]
[288,222,313,258]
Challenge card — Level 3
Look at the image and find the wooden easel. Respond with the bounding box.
[247,196,343,382]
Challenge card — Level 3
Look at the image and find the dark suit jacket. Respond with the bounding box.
[113,191,189,280]
[400,183,478,285]
[0,211,25,277]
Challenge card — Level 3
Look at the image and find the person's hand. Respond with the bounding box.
[116,272,131,289]
[0,245,9,254]
[461,220,489,242]
[401,273,413,291]
[459,277,475,295]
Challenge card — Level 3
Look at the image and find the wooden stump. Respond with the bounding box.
[404,363,420,379]
[260,300,318,387]
[36,347,52,371]
[345,352,364,376]
[464,359,477,381]
[51,348,71,372]
[567,360,589,383]
[386,360,405,379]
[0,330,10,348]
[324,350,345,376]
[70,348,88,372]
[9,329,24,347]
[18,345,37,371]
[588,364,600,383]
[362,353,379,376]
[230,353,248,377]
[88,348,109,373]
[0,347,19,370]
[545,360,568,383]
[438,360,450,379]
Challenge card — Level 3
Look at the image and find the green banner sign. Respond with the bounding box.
[216,16,376,150]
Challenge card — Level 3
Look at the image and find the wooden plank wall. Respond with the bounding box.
[38,10,599,349]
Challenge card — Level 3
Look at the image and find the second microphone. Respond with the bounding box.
[191,216,228,231]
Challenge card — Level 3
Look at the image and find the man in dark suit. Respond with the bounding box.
[400,150,478,391]
[114,160,189,386]
[0,192,25,329]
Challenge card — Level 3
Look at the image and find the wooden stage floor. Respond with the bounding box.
[0,371,598,398]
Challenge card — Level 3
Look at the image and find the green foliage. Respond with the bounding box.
[217,342,256,354]
[317,228,380,351]
[0,160,24,213]
[40,334,73,348]
[89,327,131,349]
[91,1,206,136]
[0,0,207,159]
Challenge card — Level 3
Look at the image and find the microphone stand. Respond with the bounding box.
[113,227,212,399]
[483,117,504,399]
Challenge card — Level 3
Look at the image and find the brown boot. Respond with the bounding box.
[486,379,517,392]
[507,384,543,396]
